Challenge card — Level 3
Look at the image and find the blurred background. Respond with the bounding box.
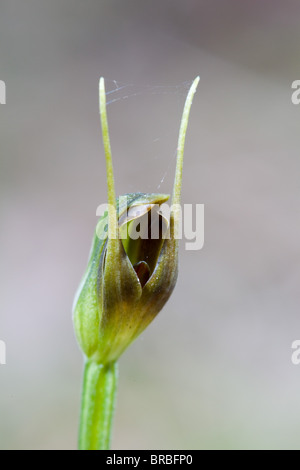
[1,0,300,450]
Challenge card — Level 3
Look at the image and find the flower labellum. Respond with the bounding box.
[73,77,200,366]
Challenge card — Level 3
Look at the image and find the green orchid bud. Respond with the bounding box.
[74,77,199,451]
[73,77,199,366]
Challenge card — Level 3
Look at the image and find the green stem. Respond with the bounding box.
[172,76,200,207]
[79,360,118,450]
[99,77,118,241]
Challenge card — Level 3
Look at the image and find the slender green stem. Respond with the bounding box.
[172,76,200,207]
[79,360,118,450]
[171,76,199,240]
[99,77,118,241]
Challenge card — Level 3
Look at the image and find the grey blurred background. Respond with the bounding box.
[0,0,300,450]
